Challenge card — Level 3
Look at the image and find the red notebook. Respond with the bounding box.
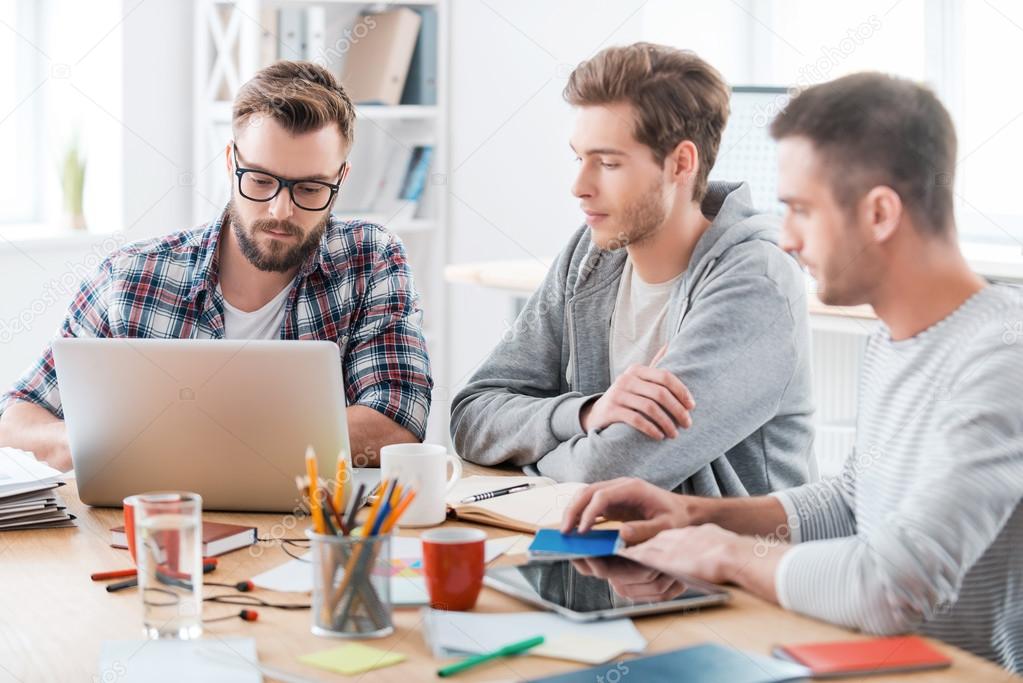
[110,521,257,557]
[773,636,952,678]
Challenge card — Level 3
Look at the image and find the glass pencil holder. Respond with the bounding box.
[307,529,393,639]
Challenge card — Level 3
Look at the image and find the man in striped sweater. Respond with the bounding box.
[561,72,1023,673]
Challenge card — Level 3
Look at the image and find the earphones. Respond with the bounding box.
[205,580,255,592]
[204,609,259,623]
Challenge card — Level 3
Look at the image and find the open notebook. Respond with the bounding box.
[445,476,590,533]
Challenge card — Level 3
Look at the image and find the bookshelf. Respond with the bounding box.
[193,0,450,442]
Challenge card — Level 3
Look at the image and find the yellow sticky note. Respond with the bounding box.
[532,634,630,664]
[299,643,406,675]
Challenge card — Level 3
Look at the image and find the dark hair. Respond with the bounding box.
[233,60,355,146]
[770,72,956,236]
[564,43,730,201]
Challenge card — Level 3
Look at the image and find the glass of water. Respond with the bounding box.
[133,491,203,639]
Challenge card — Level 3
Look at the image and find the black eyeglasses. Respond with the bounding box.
[232,142,346,211]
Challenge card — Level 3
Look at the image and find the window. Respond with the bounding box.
[643,0,1023,249]
[0,0,43,225]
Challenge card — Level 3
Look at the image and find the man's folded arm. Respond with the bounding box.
[535,270,803,487]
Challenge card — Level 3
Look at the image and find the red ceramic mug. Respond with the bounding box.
[122,494,140,564]
[421,528,487,611]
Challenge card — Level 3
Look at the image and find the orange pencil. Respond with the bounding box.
[381,489,417,533]
[305,446,325,534]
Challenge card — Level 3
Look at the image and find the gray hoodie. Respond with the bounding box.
[450,181,816,496]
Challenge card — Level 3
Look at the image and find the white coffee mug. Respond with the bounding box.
[379,443,462,527]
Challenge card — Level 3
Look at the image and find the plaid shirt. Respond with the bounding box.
[0,208,433,439]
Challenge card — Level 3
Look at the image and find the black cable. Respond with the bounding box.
[204,593,310,610]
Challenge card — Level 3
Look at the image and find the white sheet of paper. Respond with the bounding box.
[0,448,63,494]
[98,639,260,683]
[421,609,647,658]
[251,552,313,592]
[251,535,525,594]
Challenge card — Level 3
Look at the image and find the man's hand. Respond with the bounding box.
[0,402,72,472]
[561,477,702,545]
[572,556,690,602]
[30,422,72,471]
[620,524,786,603]
[580,347,694,440]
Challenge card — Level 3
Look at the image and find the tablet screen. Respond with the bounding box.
[485,556,729,616]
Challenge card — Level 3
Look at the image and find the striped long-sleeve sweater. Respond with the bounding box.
[773,283,1023,673]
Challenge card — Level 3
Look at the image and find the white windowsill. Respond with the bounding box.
[0,223,122,253]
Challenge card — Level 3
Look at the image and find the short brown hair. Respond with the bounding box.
[564,43,730,201]
[233,60,356,146]
[770,72,956,236]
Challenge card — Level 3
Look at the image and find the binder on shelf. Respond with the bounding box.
[400,7,438,106]
[258,6,279,68]
[304,7,326,61]
[366,145,408,217]
[339,8,421,106]
[277,7,306,61]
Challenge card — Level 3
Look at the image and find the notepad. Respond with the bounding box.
[446,476,590,533]
[531,634,632,664]
[526,642,809,682]
[528,529,623,560]
[299,643,406,675]
[773,635,952,677]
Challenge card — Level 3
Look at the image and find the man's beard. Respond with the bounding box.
[597,179,667,251]
[226,201,328,272]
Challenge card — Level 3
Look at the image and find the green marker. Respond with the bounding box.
[437,635,545,677]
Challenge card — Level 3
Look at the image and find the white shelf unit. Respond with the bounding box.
[194,0,451,442]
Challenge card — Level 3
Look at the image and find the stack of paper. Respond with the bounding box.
[420,608,647,661]
[0,448,74,530]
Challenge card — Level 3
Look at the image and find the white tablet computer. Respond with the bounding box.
[484,556,730,622]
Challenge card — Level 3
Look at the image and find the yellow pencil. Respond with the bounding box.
[305,445,325,534]
[333,450,347,512]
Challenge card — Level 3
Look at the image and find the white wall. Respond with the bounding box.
[441,0,648,434]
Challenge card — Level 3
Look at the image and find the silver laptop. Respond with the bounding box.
[53,338,378,512]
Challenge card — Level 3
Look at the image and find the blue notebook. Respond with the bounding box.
[526,642,810,682]
[527,529,623,560]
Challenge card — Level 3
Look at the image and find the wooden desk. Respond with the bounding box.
[1,466,1014,683]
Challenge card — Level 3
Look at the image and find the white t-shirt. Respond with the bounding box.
[217,281,293,340]
[609,259,683,382]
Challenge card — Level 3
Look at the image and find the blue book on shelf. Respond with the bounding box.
[526,642,810,683]
[528,529,623,559]
[400,7,437,105]
[399,146,433,201]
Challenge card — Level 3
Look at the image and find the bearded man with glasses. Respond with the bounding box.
[0,61,433,470]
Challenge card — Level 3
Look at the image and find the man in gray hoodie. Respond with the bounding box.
[450,44,815,496]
